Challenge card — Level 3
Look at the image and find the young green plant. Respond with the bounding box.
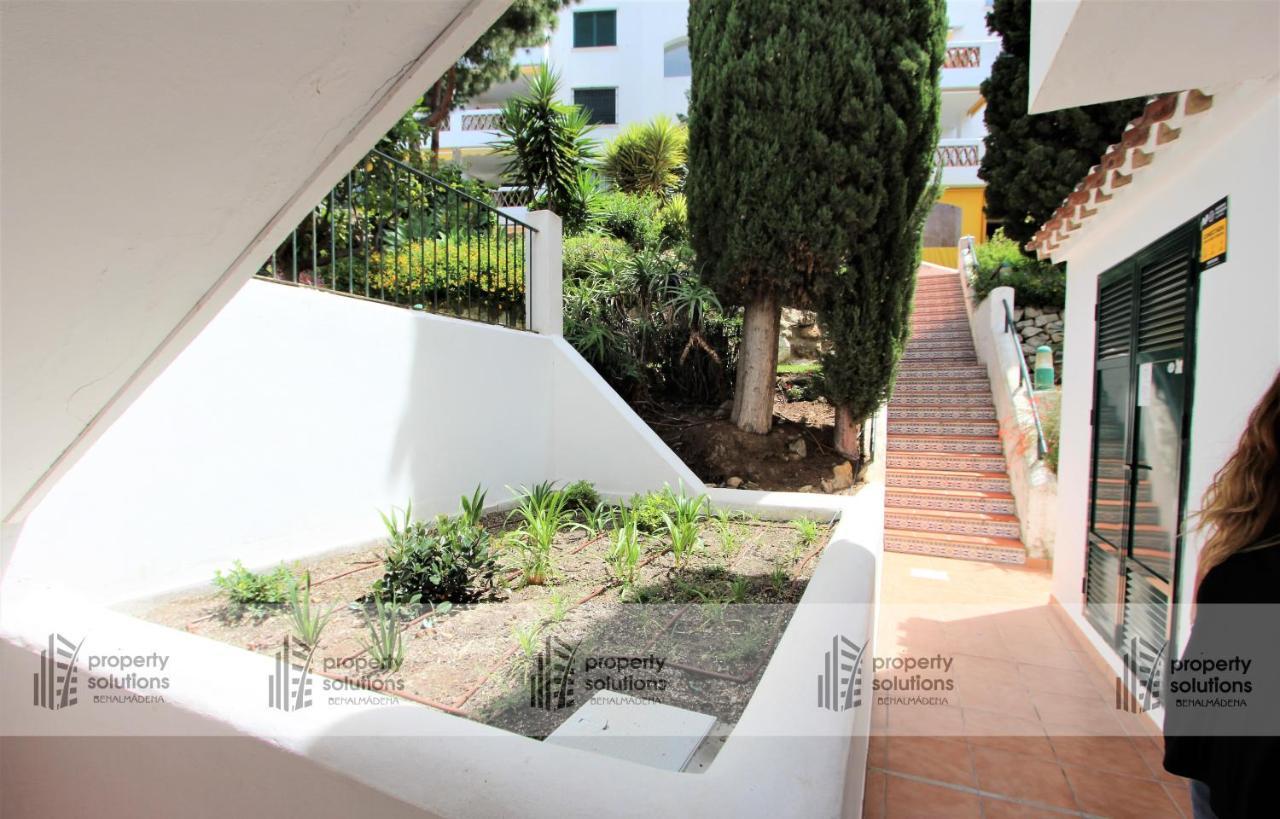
[507,483,572,585]
[607,508,642,587]
[287,571,337,648]
[792,517,820,549]
[213,560,294,620]
[363,595,405,672]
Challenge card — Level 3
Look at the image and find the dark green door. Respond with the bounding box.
[1084,224,1199,663]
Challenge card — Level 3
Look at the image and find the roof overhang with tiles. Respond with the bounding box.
[1026,89,1214,262]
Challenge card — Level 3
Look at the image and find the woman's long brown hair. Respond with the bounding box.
[1195,369,1280,586]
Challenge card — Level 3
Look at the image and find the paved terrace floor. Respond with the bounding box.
[864,553,1193,818]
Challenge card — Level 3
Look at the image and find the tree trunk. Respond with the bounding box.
[430,127,441,170]
[833,404,862,462]
[731,292,782,434]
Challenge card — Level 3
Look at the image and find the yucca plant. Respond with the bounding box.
[491,66,599,232]
[576,501,614,539]
[507,483,572,585]
[660,488,708,568]
[602,115,688,198]
[459,485,487,529]
[288,572,337,649]
[662,514,702,569]
[363,595,405,672]
[607,508,642,587]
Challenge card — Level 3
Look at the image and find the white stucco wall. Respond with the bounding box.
[2,279,697,604]
[1051,79,1280,656]
[0,0,512,522]
[968,285,1058,558]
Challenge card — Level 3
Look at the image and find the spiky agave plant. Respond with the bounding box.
[602,115,688,198]
[287,571,337,649]
[363,595,405,672]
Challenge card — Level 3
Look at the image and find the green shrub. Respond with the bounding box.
[214,561,295,618]
[658,193,689,247]
[563,246,740,403]
[321,232,526,314]
[374,503,497,605]
[629,489,678,534]
[564,234,633,279]
[601,115,688,197]
[970,229,1066,310]
[561,480,602,517]
[590,191,664,250]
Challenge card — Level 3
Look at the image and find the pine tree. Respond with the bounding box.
[980,0,1146,248]
[687,0,946,436]
[814,1,948,459]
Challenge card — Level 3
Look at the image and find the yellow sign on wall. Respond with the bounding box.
[1199,197,1228,268]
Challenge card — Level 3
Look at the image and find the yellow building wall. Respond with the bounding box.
[922,186,987,269]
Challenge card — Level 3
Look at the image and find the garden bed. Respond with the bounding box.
[135,485,831,766]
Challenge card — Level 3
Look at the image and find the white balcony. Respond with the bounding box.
[936,137,985,186]
[941,38,997,90]
[437,106,506,151]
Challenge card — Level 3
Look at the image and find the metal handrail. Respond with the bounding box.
[256,149,535,330]
[1002,299,1049,459]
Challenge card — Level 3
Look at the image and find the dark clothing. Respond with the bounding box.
[1164,537,1280,819]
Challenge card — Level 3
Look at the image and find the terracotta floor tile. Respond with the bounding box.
[1018,662,1098,697]
[1131,735,1186,785]
[1048,733,1152,779]
[888,702,965,737]
[979,797,1078,819]
[971,746,1079,810]
[863,769,887,819]
[884,775,982,819]
[1062,764,1182,818]
[1005,642,1084,670]
[950,654,1019,687]
[1030,690,1125,735]
[964,709,1057,760]
[885,736,975,787]
[952,679,1038,721]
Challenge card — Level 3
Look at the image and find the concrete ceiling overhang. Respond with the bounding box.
[1,0,512,522]
[1028,0,1279,113]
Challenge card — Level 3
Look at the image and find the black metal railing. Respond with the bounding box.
[1003,299,1050,459]
[257,150,536,330]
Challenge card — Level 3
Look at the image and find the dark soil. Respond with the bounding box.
[640,393,852,492]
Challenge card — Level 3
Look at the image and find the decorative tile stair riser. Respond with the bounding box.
[885,268,1028,564]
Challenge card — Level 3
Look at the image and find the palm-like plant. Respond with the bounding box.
[602,115,688,198]
[491,66,599,231]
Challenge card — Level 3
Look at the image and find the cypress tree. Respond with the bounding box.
[980,0,1146,248]
[687,0,946,436]
[815,0,948,458]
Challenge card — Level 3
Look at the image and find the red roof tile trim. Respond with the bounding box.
[1027,90,1213,259]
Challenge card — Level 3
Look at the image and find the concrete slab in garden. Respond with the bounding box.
[546,691,716,772]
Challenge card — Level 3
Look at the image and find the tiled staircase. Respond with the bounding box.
[885,266,1028,564]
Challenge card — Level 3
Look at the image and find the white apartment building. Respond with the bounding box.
[439,0,1000,264]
